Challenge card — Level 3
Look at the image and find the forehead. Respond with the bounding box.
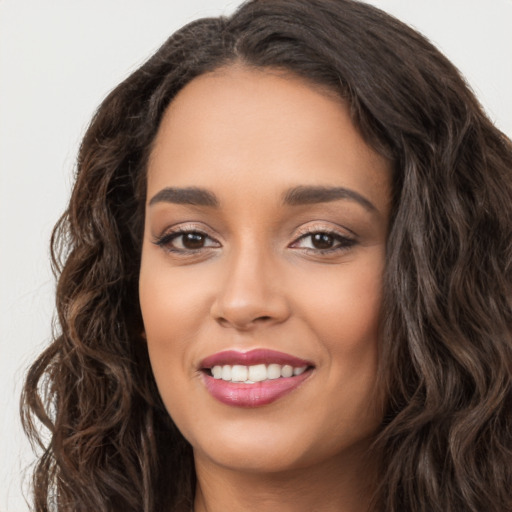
[147,65,390,214]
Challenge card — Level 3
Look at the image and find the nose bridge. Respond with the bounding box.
[211,237,289,329]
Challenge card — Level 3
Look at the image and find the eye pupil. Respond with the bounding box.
[183,232,205,249]
[312,233,334,249]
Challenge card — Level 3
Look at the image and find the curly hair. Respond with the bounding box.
[21,0,512,511]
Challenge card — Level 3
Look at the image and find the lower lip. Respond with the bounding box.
[202,371,312,407]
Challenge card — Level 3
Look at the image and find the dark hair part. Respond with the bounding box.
[21,0,512,511]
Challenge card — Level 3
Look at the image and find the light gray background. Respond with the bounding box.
[1,1,511,511]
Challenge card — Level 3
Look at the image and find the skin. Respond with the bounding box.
[139,65,391,512]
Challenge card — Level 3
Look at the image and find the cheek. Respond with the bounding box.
[306,260,384,430]
[297,253,383,353]
[139,248,220,421]
[295,252,384,423]
[139,250,197,384]
[139,272,201,434]
[139,249,211,342]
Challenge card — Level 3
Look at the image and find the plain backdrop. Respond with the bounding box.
[1,1,511,511]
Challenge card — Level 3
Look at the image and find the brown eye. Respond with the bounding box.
[290,230,356,253]
[154,229,220,253]
[311,233,335,249]
[181,232,207,249]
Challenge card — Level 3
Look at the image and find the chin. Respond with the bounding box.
[180,404,378,476]
[194,431,315,474]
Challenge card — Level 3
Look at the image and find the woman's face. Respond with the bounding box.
[139,66,391,474]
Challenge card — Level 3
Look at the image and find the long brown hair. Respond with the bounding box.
[21,1,512,511]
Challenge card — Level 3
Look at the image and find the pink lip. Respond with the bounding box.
[200,349,312,369]
[199,349,314,408]
[202,371,312,407]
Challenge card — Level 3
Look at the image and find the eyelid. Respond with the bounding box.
[290,230,353,246]
[152,222,222,253]
[151,221,357,256]
[291,221,357,240]
[153,221,220,239]
[288,223,358,253]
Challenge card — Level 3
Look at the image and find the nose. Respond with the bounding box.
[210,246,291,331]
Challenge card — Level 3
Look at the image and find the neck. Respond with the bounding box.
[193,443,378,512]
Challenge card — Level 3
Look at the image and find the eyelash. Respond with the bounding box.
[153,227,219,255]
[152,226,356,256]
[290,228,356,254]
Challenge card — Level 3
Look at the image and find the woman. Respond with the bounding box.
[21,0,512,511]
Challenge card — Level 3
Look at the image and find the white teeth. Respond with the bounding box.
[231,365,248,382]
[248,364,267,382]
[267,364,281,380]
[210,363,309,383]
[221,365,232,381]
[281,365,293,378]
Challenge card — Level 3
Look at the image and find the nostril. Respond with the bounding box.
[255,315,272,322]
[215,315,273,329]
[216,317,230,328]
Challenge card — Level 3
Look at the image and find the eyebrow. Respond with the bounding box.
[149,187,219,207]
[282,185,377,212]
[148,185,377,212]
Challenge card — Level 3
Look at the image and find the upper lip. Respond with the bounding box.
[200,349,313,369]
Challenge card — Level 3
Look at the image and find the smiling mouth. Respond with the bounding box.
[199,348,315,380]
[201,356,315,408]
[203,363,312,383]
